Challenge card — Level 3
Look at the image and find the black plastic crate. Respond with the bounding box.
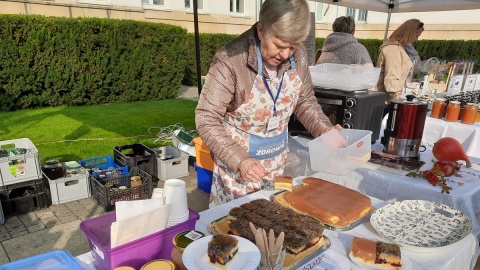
[0,178,47,202]
[90,167,153,212]
[1,192,51,217]
[113,144,157,181]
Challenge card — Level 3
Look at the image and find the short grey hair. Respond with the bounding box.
[259,0,311,44]
[333,16,355,34]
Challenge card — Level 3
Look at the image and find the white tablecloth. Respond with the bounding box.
[422,116,480,158]
[195,190,479,270]
[285,137,480,237]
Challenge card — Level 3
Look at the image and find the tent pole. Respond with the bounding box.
[383,0,394,41]
[193,0,202,94]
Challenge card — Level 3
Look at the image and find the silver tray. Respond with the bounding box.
[270,189,374,231]
[208,215,331,270]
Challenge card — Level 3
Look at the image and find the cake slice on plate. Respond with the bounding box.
[350,236,401,269]
[207,234,239,269]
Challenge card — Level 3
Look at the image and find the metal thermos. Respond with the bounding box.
[381,95,428,158]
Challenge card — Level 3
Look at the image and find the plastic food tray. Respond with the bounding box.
[309,63,381,91]
[270,190,374,231]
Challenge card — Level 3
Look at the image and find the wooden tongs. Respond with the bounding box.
[249,222,285,270]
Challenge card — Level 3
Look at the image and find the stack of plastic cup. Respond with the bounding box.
[163,179,189,227]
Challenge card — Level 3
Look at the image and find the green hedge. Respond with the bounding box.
[0,15,188,111]
[1,14,479,111]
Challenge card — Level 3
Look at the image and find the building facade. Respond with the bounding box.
[1,0,480,40]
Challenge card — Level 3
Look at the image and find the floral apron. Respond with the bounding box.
[209,40,304,208]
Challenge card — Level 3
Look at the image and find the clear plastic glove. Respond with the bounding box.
[321,128,349,148]
[238,158,267,182]
[320,124,342,135]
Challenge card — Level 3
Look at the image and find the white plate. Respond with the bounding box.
[370,200,473,252]
[349,252,410,270]
[182,235,261,270]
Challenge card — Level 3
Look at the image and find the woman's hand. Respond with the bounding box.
[238,158,267,182]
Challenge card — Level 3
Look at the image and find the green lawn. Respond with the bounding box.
[0,99,198,164]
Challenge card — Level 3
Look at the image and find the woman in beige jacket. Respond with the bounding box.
[195,0,340,208]
[376,19,424,104]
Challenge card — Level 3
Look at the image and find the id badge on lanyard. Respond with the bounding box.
[267,114,281,131]
[262,75,283,132]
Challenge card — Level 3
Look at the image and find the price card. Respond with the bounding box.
[463,74,477,92]
[474,74,480,90]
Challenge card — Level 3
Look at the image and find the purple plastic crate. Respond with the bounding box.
[79,208,199,270]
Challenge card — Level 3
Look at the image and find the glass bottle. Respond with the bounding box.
[445,100,461,122]
[430,98,446,118]
[130,176,142,199]
[461,103,478,125]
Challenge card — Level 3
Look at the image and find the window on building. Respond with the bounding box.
[346,7,356,18]
[185,0,203,10]
[143,0,164,5]
[230,0,244,13]
[357,9,368,22]
[346,8,368,22]
[315,3,323,21]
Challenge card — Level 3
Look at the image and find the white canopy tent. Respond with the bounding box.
[310,0,480,40]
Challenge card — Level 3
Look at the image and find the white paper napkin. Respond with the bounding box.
[111,198,170,248]
[115,198,166,221]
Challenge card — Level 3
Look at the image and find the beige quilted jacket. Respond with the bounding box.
[195,24,332,173]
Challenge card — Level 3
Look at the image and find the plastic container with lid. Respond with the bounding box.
[171,230,205,270]
[461,103,478,125]
[430,98,446,118]
[445,100,461,122]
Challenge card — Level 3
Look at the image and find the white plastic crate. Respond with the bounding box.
[310,63,381,91]
[0,138,42,186]
[43,163,91,204]
[153,146,189,181]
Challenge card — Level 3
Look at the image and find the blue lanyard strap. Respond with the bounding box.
[262,74,284,113]
[255,37,295,113]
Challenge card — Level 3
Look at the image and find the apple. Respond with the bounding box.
[432,160,458,177]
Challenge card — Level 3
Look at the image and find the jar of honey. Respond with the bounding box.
[430,98,446,118]
[461,103,478,125]
[171,231,205,270]
[445,100,461,122]
[476,107,480,123]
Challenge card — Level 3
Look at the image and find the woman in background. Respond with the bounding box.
[316,16,372,66]
[376,19,424,104]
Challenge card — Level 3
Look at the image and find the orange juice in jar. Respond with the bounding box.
[461,103,478,124]
[445,101,461,122]
[430,98,446,118]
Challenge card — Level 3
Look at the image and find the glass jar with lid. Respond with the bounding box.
[171,231,205,270]
[43,160,64,180]
[445,100,461,122]
[461,103,478,125]
[430,98,446,118]
[65,161,82,177]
